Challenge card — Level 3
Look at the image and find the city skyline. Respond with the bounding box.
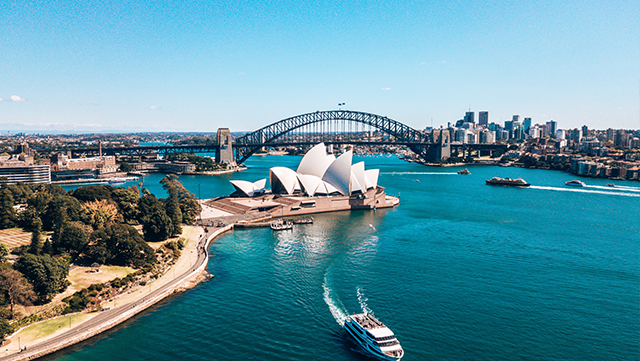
[1,0,639,133]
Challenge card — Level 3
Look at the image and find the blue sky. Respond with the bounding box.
[1,0,638,133]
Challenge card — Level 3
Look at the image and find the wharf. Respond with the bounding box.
[52,176,140,185]
[199,186,399,226]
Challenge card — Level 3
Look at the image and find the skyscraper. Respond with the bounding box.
[478,111,488,126]
[464,111,475,123]
[546,120,557,137]
[524,117,531,133]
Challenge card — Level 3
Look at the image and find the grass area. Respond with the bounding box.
[68,265,135,288]
[0,228,32,249]
[15,313,95,343]
[147,226,195,250]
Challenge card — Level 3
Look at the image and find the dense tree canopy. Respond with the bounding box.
[139,194,175,241]
[0,188,15,229]
[14,254,70,302]
[0,269,37,315]
[84,223,156,268]
[70,185,113,203]
[52,222,90,258]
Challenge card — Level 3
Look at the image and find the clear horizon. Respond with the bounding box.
[1,0,639,132]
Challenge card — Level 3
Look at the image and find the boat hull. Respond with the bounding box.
[344,319,403,361]
[485,180,530,187]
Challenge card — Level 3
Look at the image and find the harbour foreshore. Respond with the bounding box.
[0,187,400,360]
[0,225,233,361]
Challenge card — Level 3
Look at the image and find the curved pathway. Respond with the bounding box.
[0,225,233,361]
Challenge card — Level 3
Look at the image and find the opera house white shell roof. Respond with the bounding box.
[230,179,266,197]
[231,143,379,197]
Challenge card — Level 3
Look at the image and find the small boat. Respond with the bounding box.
[606,184,615,187]
[292,217,313,224]
[109,178,127,185]
[485,176,530,187]
[270,220,293,231]
[565,180,585,187]
[344,313,404,360]
[457,168,471,175]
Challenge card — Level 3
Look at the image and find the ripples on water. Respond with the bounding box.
[48,157,639,361]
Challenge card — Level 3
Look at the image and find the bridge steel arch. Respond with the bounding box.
[234,110,431,163]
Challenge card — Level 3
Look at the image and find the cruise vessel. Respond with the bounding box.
[485,176,530,187]
[344,313,404,360]
[565,180,585,187]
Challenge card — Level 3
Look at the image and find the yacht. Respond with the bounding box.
[565,180,585,187]
[344,313,404,360]
[485,176,530,187]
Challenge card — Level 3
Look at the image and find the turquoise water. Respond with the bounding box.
[47,156,639,360]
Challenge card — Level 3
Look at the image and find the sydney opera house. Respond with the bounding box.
[201,143,398,219]
[230,143,379,197]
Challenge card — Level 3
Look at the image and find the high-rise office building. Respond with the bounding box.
[512,114,520,122]
[582,125,589,137]
[524,117,531,133]
[546,120,557,137]
[478,111,488,126]
[504,120,513,137]
[464,111,475,123]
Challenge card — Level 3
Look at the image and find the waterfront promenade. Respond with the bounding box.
[0,225,232,361]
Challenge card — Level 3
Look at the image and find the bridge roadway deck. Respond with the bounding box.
[0,225,233,361]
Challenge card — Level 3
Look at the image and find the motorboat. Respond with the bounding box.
[485,176,530,187]
[270,220,293,231]
[606,184,615,187]
[344,313,403,360]
[457,168,470,175]
[565,180,585,187]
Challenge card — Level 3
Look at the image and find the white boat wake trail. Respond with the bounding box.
[323,272,348,326]
[383,171,458,175]
[530,185,640,197]
[357,287,373,314]
[585,185,640,193]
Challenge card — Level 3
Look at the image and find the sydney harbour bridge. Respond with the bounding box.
[52,110,506,163]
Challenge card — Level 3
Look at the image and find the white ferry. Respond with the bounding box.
[344,313,404,360]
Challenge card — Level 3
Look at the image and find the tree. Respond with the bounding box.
[42,239,53,255]
[119,162,133,172]
[159,175,201,223]
[42,195,83,231]
[14,254,69,302]
[82,199,119,229]
[0,188,16,229]
[85,224,156,268]
[138,194,175,241]
[0,269,37,316]
[164,197,182,236]
[111,187,139,224]
[0,244,9,263]
[28,217,43,255]
[142,204,174,241]
[70,185,112,203]
[52,222,90,258]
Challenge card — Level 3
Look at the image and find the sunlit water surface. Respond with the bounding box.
[51,155,639,360]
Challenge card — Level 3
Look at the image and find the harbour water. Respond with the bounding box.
[50,155,639,360]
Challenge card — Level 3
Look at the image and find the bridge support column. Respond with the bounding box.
[424,129,450,162]
[216,128,236,166]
